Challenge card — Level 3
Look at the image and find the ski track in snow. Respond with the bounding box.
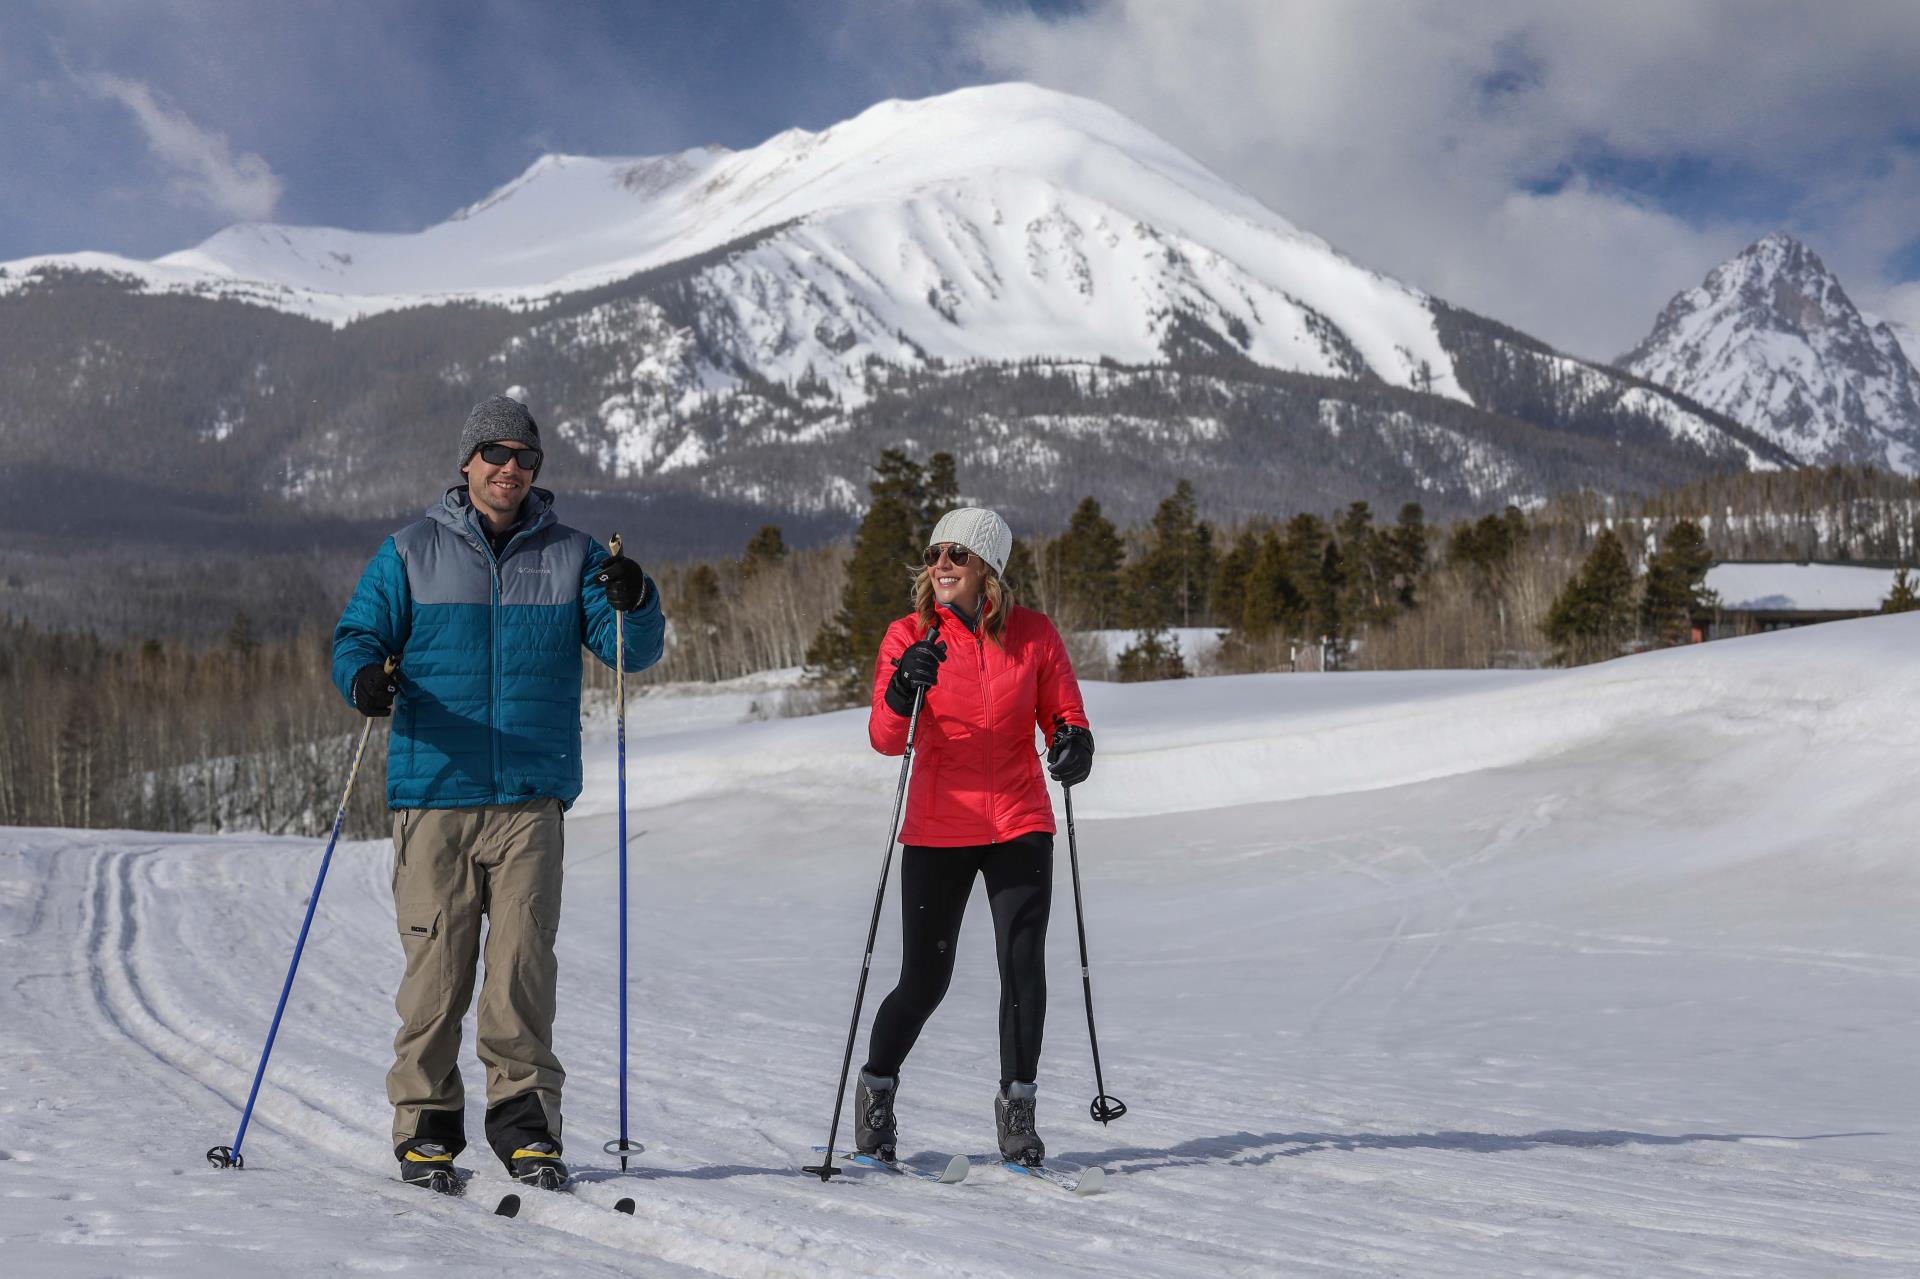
[6,617,1920,1274]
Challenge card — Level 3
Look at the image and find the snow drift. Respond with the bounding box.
[4,616,1919,1275]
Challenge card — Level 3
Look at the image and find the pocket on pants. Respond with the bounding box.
[397,908,442,943]
[527,896,559,941]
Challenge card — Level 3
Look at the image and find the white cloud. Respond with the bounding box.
[78,71,283,222]
[963,0,1920,360]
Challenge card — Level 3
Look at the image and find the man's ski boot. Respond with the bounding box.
[397,1140,463,1195]
[507,1141,569,1190]
[995,1081,1045,1167]
[855,1070,898,1161]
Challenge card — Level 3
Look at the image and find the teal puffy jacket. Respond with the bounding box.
[331,486,664,810]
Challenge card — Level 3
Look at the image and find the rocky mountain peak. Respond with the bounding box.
[1621,233,1920,473]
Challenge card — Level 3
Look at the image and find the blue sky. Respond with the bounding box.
[11,0,1920,358]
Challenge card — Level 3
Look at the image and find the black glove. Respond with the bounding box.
[596,553,649,612]
[1047,722,1095,787]
[884,631,947,716]
[352,662,398,718]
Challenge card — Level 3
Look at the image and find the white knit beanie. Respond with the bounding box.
[927,507,1013,577]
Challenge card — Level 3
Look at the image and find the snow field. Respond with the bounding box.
[4,615,1920,1274]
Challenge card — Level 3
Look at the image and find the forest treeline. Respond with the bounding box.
[3,461,1916,835]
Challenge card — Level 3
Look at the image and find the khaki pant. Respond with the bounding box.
[388,798,565,1156]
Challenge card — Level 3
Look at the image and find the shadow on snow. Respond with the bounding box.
[1061,1127,1884,1174]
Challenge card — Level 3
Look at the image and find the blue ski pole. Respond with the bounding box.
[209,655,395,1170]
[600,534,637,1173]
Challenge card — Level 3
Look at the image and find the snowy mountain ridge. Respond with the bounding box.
[4,84,1463,407]
[1621,232,1920,473]
[0,84,1792,539]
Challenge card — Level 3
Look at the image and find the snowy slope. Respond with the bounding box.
[1623,233,1920,472]
[2,84,1460,402]
[6,618,1920,1274]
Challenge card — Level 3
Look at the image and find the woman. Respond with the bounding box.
[858,506,1096,1167]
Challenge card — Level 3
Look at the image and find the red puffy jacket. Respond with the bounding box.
[869,605,1090,847]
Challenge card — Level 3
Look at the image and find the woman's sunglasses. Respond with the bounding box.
[476,442,543,470]
[922,544,973,568]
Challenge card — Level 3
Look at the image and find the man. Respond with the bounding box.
[332,394,663,1193]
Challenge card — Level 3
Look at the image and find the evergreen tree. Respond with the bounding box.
[1336,501,1397,627]
[1446,505,1528,602]
[1003,537,1037,597]
[741,524,788,576]
[1279,512,1331,588]
[1639,519,1713,646]
[1882,567,1920,613]
[922,451,959,533]
[1241,527,1305,640]
[807,450,946,697]
[1310,539,1345,640]
[1390,502,1428,607]
[1122,479,1214,628]
[226,612,259,658]
[1543,529,1636,665]
[677,563,723,623]
[1116,627,1188,682]
[1044,496,1124,628]
[1211,528,1260,635]
[871,449,925,511]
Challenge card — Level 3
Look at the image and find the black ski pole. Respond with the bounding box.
[209,656,396,1170]
[1063,784,1127,1125]
[803,627,937,1182]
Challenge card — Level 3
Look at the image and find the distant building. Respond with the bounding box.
[1696,561,1903,640]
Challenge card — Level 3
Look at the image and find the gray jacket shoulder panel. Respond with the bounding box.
[394,515,492,607]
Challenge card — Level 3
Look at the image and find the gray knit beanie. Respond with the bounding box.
[928,507,1013,577]
[458,395,542,474]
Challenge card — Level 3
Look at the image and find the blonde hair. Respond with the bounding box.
[912,562,1014,646]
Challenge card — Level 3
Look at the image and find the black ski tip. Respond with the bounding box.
[494,1193,521,1218]
[614,1197,635,1215]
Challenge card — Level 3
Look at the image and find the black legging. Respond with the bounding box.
[864,831,1053,1085]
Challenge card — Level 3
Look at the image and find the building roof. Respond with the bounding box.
[1705,562,1903,613]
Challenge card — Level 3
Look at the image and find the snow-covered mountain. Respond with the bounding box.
[0,84,1782,545]
[1621,233,1920,473]
[6,85,1463,405]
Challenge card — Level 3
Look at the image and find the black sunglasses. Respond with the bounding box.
[477,442,542,470]
[922,544,973,568]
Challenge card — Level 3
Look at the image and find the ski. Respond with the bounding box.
[810,1146,969,1184]
[495,1191,637,1218]
[1000,1160,1105,1196]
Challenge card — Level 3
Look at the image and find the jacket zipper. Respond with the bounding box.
[472,504,550,799]
[976,625,995,843]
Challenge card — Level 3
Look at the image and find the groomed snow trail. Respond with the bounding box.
[4,620,1920,1275]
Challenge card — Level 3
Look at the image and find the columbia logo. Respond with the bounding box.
[516,566,553,575]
